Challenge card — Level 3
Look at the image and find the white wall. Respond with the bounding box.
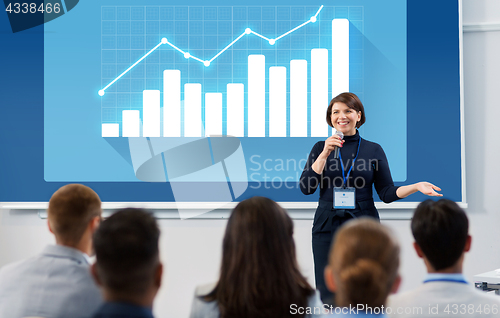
[1,1,500,317]
[460,0,500,277]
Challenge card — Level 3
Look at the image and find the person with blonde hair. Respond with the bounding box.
[324,218,401,316]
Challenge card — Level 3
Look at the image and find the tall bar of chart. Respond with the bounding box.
[332,19,350,98]
[100,7,351,138]
[269,66,287,137]
[290,60,308,137]
[163,70,181,137]
[248,54,266,137]
[311,48,329,137]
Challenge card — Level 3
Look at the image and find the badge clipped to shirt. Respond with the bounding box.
[334,187,356,209]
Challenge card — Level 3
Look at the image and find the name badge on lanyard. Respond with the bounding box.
[334,187,356,209]
[333,137,361,210]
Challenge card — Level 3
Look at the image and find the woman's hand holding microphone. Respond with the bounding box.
[321,135,344,157]
[312,134,344,174]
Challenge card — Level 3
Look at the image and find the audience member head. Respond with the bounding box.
[325,218,400,309]
[91,208,162,307]
[411,199,471,273]
[47,184,102,252]
[205,196,314,318]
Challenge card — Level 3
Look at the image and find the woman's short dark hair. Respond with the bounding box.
[204,196,314,318]
[326,92,366,128]
[411,199,469,271]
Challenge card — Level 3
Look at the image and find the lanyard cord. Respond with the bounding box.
[338,137,361,187]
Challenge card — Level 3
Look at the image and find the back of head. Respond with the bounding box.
[209,196,313,318]
[48,184,102,245]
[329,218,400,308]
[411,199,469,271]
[93,208,160,298]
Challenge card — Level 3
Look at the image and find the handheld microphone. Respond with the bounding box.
[333,131,344,159]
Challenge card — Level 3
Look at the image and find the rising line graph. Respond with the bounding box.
[98,5,324,96]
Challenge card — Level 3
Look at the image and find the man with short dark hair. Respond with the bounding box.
[388,199,500,317]
[91,208,162,318]
[0,184,103,318]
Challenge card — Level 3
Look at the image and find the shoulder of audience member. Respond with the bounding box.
[194,282,217,298]
[386,289,422,307]
[0,256,37,278]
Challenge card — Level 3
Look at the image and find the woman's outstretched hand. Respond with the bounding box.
[416,182,443,197]
[396,182,443,199]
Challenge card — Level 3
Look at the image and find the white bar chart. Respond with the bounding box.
[311,48,329,137]
[101,18,351,139]
[163,70,181,137]
[184,83,202,137]
[290,60,308,137]
[143,90,160,137]
[205,93,223,136]
[227,83,244,137]
[248,54,266,137]
[122,110,140,137]
[102,123,119,137]
[269,66,287,137]
[332,19,350,98]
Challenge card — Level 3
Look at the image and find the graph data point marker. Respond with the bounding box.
[310,16,317,23]
[184,52,191,59]
[161,37,168,44]
[269,39,275,45]
[245,28,252,34]
[98,90,105,96]
[204,61,210,67]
